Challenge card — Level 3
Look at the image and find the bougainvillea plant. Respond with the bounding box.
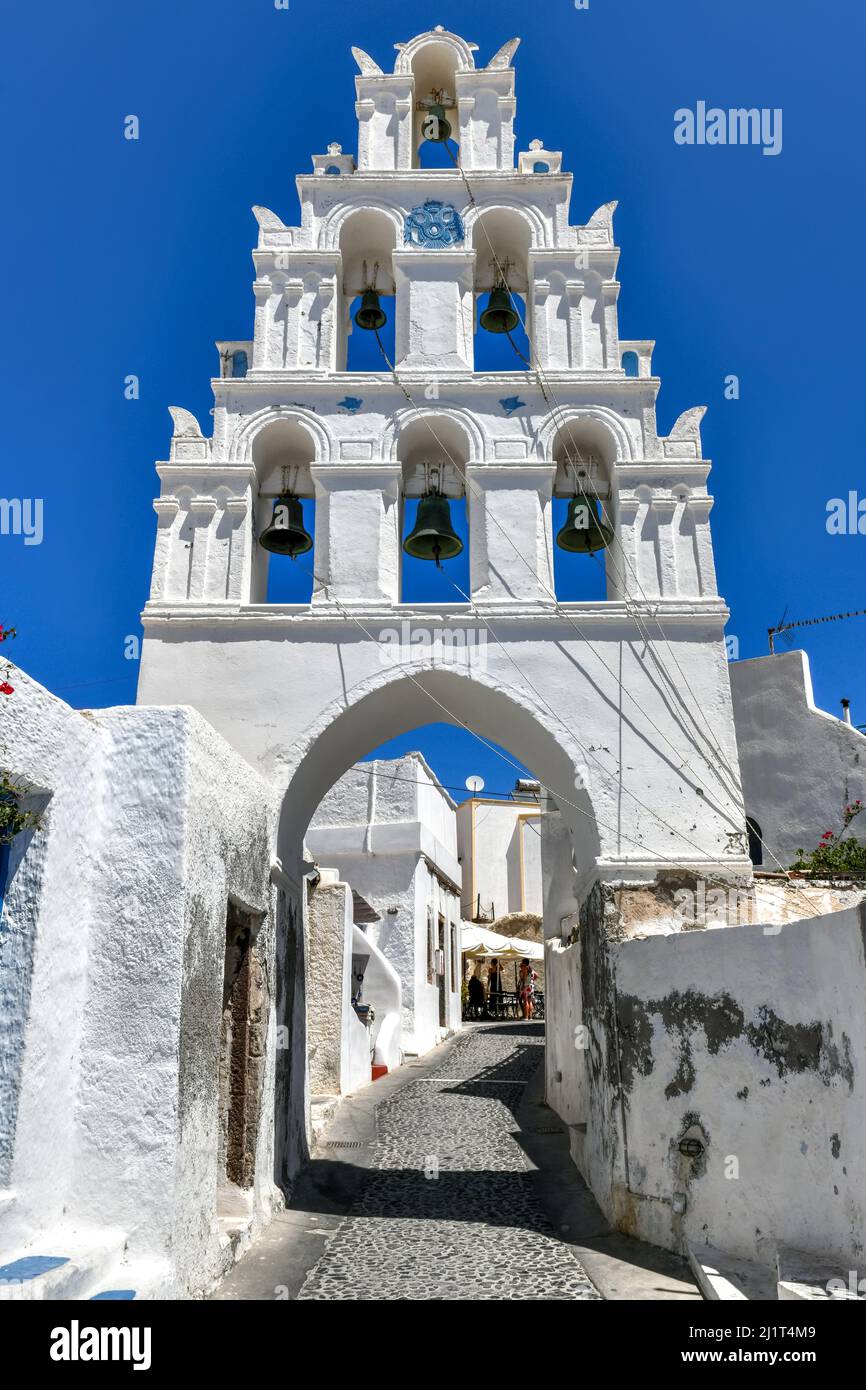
[1,624,43,845]
[792,800,866,879]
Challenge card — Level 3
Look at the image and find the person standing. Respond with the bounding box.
[467,962,486,1019]
[487,958,503,1016]
[518,958,536,1020]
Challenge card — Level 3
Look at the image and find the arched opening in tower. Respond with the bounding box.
[252,418,316,604]
[550,420,618,602]
[339,209,397,371]
[472,207,532,371]
[397,415,470,603]
[411,42,461,170]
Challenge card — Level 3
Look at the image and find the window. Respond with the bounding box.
[230,350,249,379]
[621,350,639,378]
[426,905,434,983]
[746,817,763,866]
[325,165,342,176]
[532,161,550,173]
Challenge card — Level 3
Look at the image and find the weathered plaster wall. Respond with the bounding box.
[547,884,866,1268]
[731,650,866,869]
[306,878,353,1095]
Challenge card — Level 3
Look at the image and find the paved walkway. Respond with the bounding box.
[297,1023,599,1300]
[213,1022,698,1302]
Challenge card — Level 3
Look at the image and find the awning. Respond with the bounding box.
[461,925,544,962]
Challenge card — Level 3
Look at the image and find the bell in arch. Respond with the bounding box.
[480,284,520,336]
[354,288,386,332]
[421,91,452,144]
[259,493,313,559]
[354,259,387,333]
[403,490,464,569]
[556,488,614,555]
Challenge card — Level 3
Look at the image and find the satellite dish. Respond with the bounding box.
[465,775,485,794]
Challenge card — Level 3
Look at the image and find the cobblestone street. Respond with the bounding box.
[297,1024,600,1301]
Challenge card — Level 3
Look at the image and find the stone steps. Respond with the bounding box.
[688,1241,861,1302]
[0,1227,127,1301]
[776,1244,862,1301]
[687,1242,777,1301]
[0,1227,173,1301]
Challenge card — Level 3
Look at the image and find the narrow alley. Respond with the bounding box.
[214,1024,697,1302]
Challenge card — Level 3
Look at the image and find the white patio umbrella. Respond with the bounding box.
[461,925,544,961]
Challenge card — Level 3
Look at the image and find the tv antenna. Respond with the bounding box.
[768,605,866,655]
[465,775,485,795]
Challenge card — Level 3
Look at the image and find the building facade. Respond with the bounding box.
[457,786,543,922]
[11,26,864,1299]
[308,754,462,1055]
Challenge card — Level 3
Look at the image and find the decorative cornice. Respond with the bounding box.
[211,371,661,392]
[141,598,730,629]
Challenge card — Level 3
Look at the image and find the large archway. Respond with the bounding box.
[269,662,600,1188]
[275,663,600,879]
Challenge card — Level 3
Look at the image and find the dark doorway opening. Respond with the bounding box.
[219,901,264,1212]
[437,913,447,1028]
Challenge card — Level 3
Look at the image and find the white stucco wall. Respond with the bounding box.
[730,650,866,870]
[0,667,284,1297]
[351,924,402,1071]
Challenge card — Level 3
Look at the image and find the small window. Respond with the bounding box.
[325,165,342,176]
[746,816,763,866]
[231,350,249,379]
[621,350,639,378]
[532,161,550,173]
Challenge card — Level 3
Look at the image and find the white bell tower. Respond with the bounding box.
[139,27,750,907]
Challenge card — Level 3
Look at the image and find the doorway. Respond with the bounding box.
[218,901,264,1207]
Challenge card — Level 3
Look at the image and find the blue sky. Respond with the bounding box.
[4,0,866,796]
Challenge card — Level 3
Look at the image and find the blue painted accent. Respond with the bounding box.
[230,350,248,379]
[0,1255,68,1281]
[404,200,465,249]
[91,1289,137,1300]
[337,396,363,414]
[532,161,550,173]
[621,350,640,378]
[324,165,342,176]
[499,396,527,416]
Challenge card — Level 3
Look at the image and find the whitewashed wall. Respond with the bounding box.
[0,668,285,1298]
[546,893,866,1268]
[731,650,866,869]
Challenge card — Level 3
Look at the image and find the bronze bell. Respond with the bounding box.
[258,493,313,558]
[354,288,387,332]
[479,285,520,335]
[555,491,614,555]
[423,102,452,143]
[403,491,464,569]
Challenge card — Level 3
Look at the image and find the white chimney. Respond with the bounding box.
[841,698,852,726]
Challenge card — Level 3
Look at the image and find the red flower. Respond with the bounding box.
[0,681,14,695]
[821,831,834,840]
